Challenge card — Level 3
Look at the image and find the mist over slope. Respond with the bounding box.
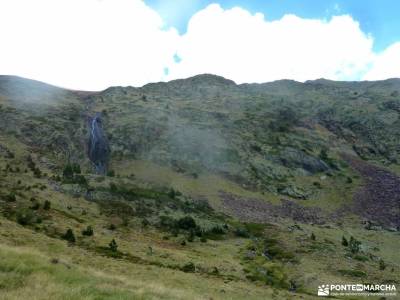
[0,74,399,299]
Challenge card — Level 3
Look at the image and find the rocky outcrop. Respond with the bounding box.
[88,113,110,174]
[279,147,329,174]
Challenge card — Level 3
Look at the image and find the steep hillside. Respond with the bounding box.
[0,75,399,299]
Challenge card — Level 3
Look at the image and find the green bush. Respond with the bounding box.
[349,236,361,254]
[353,254,369,262]
[158,215,176,231]
[62,164,86,185]
[141,218,150,227]
[181,262,195,273]
[187,229,195,242]
[204,225,226,240]
[63,164,74,179]
[62,229,76,243]
[16,210,37,226]
[30,201,40,210]
[72,163,81,174]
[109,239,118,252]
[82,226,94,236]
[338,269,366,277]
[379,259,386,270]
[5,193,16,202]
[243,223,266,237]
[177,216,196,230]
[74,175,87,186]
[245,264,289,289]
[168,188,176,199]
[43,200,51,210]
[109,183,118,193]
[263,238,296,262]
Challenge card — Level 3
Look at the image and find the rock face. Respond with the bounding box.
[279,147,329,174]
[88,113,110,174]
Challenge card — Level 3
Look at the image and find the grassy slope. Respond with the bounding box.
[1,75,400,299]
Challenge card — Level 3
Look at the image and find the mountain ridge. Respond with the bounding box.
[2,74,400,94]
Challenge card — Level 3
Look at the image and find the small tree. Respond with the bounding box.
[5,192,16,202]
[109,239,118,252]
[33,167,42,178]
[72,163,81,174]
[349,236,361,254]
[379,259,386,270]
[82,225,94,236]
[168,188,176,199]
[106,170,115,177]
[74,175,88,186]
[141,218,150,228]
[43,200,51,210]
[63,164,74,179]
[181,262,195,273]
[177,216,196,230]
[62,229,76,243]
[342,236,348,247]
[16,210,36,226]
[30,201,40,210]
[188,229,195,242]
[109,183,118,193]
[319,149,329,161]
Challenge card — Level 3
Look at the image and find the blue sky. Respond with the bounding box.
[146,0,400,52]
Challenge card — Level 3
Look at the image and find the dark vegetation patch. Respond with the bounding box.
[239,223,300,290]
[338,269,367,278]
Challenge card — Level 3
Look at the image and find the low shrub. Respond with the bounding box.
[82,226,94,236]
[109,239,118,252]
[16,210,37,226]
[338,269,366,277]
[43,200,51,210]
[62,229,76,243]
[181,262,195,273]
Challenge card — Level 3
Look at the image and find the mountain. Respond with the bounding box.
[0,74,399,299]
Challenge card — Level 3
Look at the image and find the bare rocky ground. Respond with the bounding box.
[220,153,400,230]
[343,154,400,229]
[219,191,327,224]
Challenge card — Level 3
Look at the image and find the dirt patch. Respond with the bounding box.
[343,154,400,229]
[219,191,326,224]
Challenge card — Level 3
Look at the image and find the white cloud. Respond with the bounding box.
[0,1,398,90]
[363,42,400,80]
[167,4,375,83]
[0,0,179,90]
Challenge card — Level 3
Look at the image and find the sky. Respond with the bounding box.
[0,0,399,90]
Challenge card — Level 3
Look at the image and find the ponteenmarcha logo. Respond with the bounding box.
[317,283,397,297]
